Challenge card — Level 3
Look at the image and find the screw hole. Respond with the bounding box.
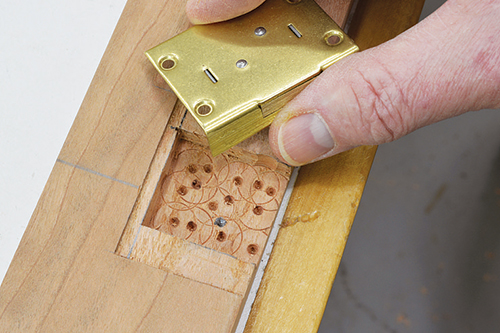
[208,201,218,211]
[192,179,202,190]
[253,206,264,215]
[203,164,213,173]
[224,195,234,205]
[233,176,243,186]
[197,104,212,116]
[187,164,198,173]
[177,185,187,196]
[265,187,276,196]
[216,231,226,242]
[253,180,263,190]
[247,244,259,255]
[160,58,176,70]
[169,217,180,227]
[187,221,197,232]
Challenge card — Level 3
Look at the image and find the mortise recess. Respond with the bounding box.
[122,139,292,265]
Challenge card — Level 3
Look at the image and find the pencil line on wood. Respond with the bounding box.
[56,159,139,189]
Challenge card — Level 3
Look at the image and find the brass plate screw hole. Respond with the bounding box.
[324,30,343,46]
[196,104,212,116]
[247,244,259,255]
[187,221,197,232]
[160,58,176,70]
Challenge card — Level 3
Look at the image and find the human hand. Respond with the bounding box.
[186,0,500,166]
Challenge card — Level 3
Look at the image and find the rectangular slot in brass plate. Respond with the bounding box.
[146,0,358,155]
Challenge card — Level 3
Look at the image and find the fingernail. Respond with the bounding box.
[278,113,335,165]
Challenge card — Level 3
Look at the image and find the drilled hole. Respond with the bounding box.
[192,179,202,190]
[253,206,264,215]
[208,201,218,211]
[265,187,276,196]
[233,176,243,186]
[203,164,213,173]
[216,231,226,242]
[187,221,197,232]
[187,164,198,173]
[224,195,234,205]
[177,185,187,196]
[197,104,212,116]
[253,180,263,190]
[160,58,175,70]
[169,217,180,227]
[247,244,259,255]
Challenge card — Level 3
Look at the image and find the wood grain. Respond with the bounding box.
[243,0,426,331]
[0,0,426,331]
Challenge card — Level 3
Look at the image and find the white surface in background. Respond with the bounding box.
[0,0,127,284]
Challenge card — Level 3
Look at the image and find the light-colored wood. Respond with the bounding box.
[243,1,426,331]
[0,0,426,331]
[0,0,354,331]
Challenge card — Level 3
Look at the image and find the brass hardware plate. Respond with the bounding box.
[146,0,358,155]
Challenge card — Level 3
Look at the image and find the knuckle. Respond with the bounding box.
[350,67,411,144]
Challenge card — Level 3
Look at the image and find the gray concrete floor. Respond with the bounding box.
[319,1,500,331]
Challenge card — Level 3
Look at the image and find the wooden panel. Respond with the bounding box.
[243,0,426,331]
[0,0,408,331]
[58,0,190,186]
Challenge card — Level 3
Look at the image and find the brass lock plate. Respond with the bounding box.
[146,0,358,156]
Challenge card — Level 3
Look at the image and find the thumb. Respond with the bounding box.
[186,0,265,24]
[269,0,500,166]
